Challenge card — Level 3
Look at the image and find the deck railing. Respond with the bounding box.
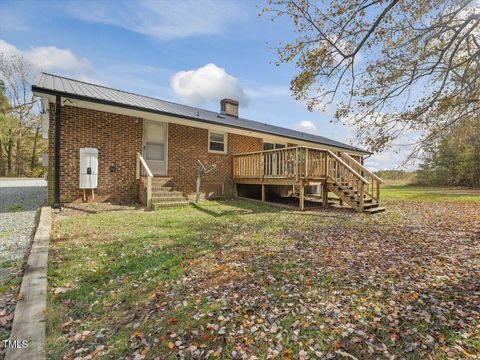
[233,146,378,211]
[339,152,384,203]
[233,146,370,181]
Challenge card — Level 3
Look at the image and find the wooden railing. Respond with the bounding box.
[233,146,371,182]
[233,146,379,211]
[136,152,153,208]
[339,152,384,203]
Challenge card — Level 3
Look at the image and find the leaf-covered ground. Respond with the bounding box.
[47,190,480,359]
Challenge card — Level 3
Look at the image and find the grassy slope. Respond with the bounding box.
[46,188,480,359]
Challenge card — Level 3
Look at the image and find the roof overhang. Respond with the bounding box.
[32,86,372,156]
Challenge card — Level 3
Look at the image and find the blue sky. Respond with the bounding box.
[0,0,408,170]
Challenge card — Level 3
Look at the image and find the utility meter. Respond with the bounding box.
[79,148,98,189]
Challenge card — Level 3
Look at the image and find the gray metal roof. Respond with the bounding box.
[32,72,368,153]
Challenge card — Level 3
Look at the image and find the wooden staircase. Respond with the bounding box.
[326,152,385,214]
[140,177,189,209]
[328,182,385,214]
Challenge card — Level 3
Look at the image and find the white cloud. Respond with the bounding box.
[0,39,90,73]
[294,120,317,133]
[170,63,246,106]
[0,40,19,59]
[26,46,89,72]
[65,0,246,41]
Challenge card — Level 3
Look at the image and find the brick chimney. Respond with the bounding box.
[220,98,239,118]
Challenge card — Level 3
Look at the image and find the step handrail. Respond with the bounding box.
[339,152,385,184]
[326,149,369,184]
[136,152,153,208]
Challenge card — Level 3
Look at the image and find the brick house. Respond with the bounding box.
[33,73,384,213]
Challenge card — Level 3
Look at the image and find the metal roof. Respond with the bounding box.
[32,72,368,153]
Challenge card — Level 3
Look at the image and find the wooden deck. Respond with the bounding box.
[232,146,385,213]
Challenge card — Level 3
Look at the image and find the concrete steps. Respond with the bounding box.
[154,201,190,209]
[140,176,190,209]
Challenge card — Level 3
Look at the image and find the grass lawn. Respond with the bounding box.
[382,185,480,202]
[46,188,480,359]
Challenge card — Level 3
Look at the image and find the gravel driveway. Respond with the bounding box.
[0,178,47,276]
[0,178,46,355]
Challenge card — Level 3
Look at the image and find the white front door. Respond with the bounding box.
[144,121,167,176]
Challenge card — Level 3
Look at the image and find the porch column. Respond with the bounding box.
[53,95,61,209]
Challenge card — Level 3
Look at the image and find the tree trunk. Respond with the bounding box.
[30,125,40,170]
[15,137,21,176]
[474,136,480,188]
[6,141,12,176]
[0,138,4,176]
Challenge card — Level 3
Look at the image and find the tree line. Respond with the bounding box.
[0,55,47,177]
[375,117,480,188]
[416,117,480,187]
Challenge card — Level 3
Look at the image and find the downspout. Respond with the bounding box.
[362,153,372,165]
[53,95,61,209]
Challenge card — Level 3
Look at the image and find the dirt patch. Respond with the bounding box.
[59,202,144,217]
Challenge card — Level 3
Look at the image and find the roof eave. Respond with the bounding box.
[32,85,371,155]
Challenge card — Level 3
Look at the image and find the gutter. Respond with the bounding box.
[32,86,372,155]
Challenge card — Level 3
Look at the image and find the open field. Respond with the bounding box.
[382,185,480,202]
[46,187,480,359]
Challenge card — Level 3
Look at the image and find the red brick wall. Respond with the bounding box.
[48,104,263,204]
[167,123,262,198]
[48,104,143,204]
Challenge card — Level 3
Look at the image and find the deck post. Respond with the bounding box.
[261,184,266,202]
[234,183,238,197]
[322,182,328,207]
[299,182,305,211]
[295,148,299,182]
[305,148,309,178]
[359,180,365,211]
[260,152,265,181]
[147,176,152,208]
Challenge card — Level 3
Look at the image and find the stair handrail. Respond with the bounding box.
[136,152,153,208]
[325,149,369,184]
[339,152,384,203]
[339,152,385,184]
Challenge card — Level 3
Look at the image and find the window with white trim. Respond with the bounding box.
[209,131,227,153]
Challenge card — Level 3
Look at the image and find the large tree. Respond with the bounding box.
[263,0,480,158]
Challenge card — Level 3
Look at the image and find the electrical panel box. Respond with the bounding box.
[79,148,98,189]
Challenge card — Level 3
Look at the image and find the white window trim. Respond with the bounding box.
[208,130,228,154]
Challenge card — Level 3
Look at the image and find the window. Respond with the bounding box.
[209,131,227,153]
[263,142,286,150]
[145,142,165,161]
